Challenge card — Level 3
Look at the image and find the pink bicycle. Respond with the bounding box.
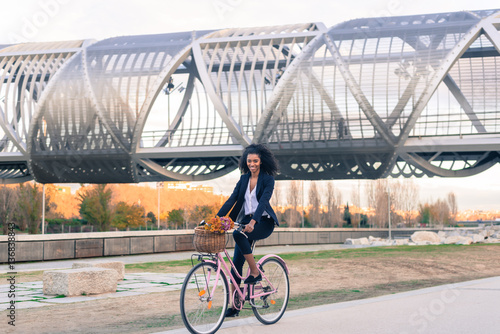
[180,224,290,334]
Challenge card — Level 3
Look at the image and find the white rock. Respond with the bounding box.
[369,236,383,242]
[344,238,355,245]
[372,241,389,247]
[395,239,409,246]
[411,231,441,244]
[472,234,485,243]
[444,235,463,244]
[456,237,473,245]
[358,237,370,245]
[486,238,500,244]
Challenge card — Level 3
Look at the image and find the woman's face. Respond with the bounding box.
[247,153,261,175]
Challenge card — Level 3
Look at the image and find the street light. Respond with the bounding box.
[157,182,163,230]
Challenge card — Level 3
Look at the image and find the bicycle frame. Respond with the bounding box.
[199,247,289,311]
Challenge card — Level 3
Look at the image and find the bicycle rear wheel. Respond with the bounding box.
[251,257,289,325]
[180,262,229,334]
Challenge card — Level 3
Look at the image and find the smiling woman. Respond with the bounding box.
[216,143,280,316]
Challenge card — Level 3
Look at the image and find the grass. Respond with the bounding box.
[123,243,500,273]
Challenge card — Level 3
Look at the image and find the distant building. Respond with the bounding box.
[55,186,72,193]
[164,182,213,193]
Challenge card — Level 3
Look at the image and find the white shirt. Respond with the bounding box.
[244,181,259,215]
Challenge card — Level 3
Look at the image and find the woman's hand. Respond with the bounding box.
[244,219,257,233]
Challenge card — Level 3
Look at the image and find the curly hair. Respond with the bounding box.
[238,143,279,176]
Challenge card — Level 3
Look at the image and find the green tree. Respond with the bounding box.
[343,203,352,226]
[79,184,113,231]
[112,202,144,230]
[418,203,432,226]
[18,182,51,234]
[146,211,157,226]
[0,186,18,235]
[168,209,184,229]
[190,205,217,226]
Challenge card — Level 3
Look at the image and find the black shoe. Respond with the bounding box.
[225,307,240,317]
[244,274,262,284]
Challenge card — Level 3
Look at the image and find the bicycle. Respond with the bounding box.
[180,223,290,334]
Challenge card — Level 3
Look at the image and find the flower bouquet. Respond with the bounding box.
[193,216,234,253]
[204,216,234,234]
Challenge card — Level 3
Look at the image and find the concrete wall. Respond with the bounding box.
[0,228,439,264]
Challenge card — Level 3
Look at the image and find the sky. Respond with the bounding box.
[0,0,499,211]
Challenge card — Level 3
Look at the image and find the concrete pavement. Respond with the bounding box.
[163,276,500,334]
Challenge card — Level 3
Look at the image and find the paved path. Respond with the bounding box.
[162,276,500,334]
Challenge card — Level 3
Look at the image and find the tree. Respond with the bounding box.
[392,179,419,227]
[0,186,18,235]
[343,203,352,226]
[270,181,283,224]
[434,198,450,226]
[146,211,157,226]
[18,182,51,234]
[78,184,113,231]
[366,180,389,228]
[447,192,458,225]
[112,202,144,230]
[324,182,342,227]
[189,205,217,226]
[286,181,302,227]
[308,181,321,227]
[168,209,185,229]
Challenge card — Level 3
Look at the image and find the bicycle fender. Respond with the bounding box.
[258,254,290,274]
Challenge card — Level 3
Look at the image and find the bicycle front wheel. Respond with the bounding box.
[251,257,289,325]
[180,262,229,334]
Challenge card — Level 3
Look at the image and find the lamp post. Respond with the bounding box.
[42,184,46,234]
[388,181,392,240]
[157,182,163,230]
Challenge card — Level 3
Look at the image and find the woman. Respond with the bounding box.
[216,143,279,317]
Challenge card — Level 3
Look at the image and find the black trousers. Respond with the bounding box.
[231,215,274,285]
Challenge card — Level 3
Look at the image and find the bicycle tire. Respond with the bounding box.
[180,262,229,334]
[251,257,289,325]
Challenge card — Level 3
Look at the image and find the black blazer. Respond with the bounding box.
[217,172,279,226]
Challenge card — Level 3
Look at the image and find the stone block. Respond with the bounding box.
[410,231,440,244]
[72,261,125,280]
[0,243,6,263]
[279,232,293,245]
[44,240,75,260]
[176,235,195,251]
[154,236,176,253]
[43,268,117,296]
[130,237,154,254]
[10,242,44,262]
[75,239,103,258]
[104,238,129,256]
[305,232,318,244]
[262,232,279,246]
[329,232,342,244]
[318,232,329,244]
[292,232,306,244]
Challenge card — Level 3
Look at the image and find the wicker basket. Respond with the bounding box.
[193,227,226,253]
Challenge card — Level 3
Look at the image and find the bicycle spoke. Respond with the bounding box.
[252,258,289,325]
[180,262,228,334]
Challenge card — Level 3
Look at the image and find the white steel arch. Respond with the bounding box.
[0,9,498,183]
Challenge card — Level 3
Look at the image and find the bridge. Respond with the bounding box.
[0,9,499,183]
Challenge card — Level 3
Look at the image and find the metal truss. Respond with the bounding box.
[0,10,499,183]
